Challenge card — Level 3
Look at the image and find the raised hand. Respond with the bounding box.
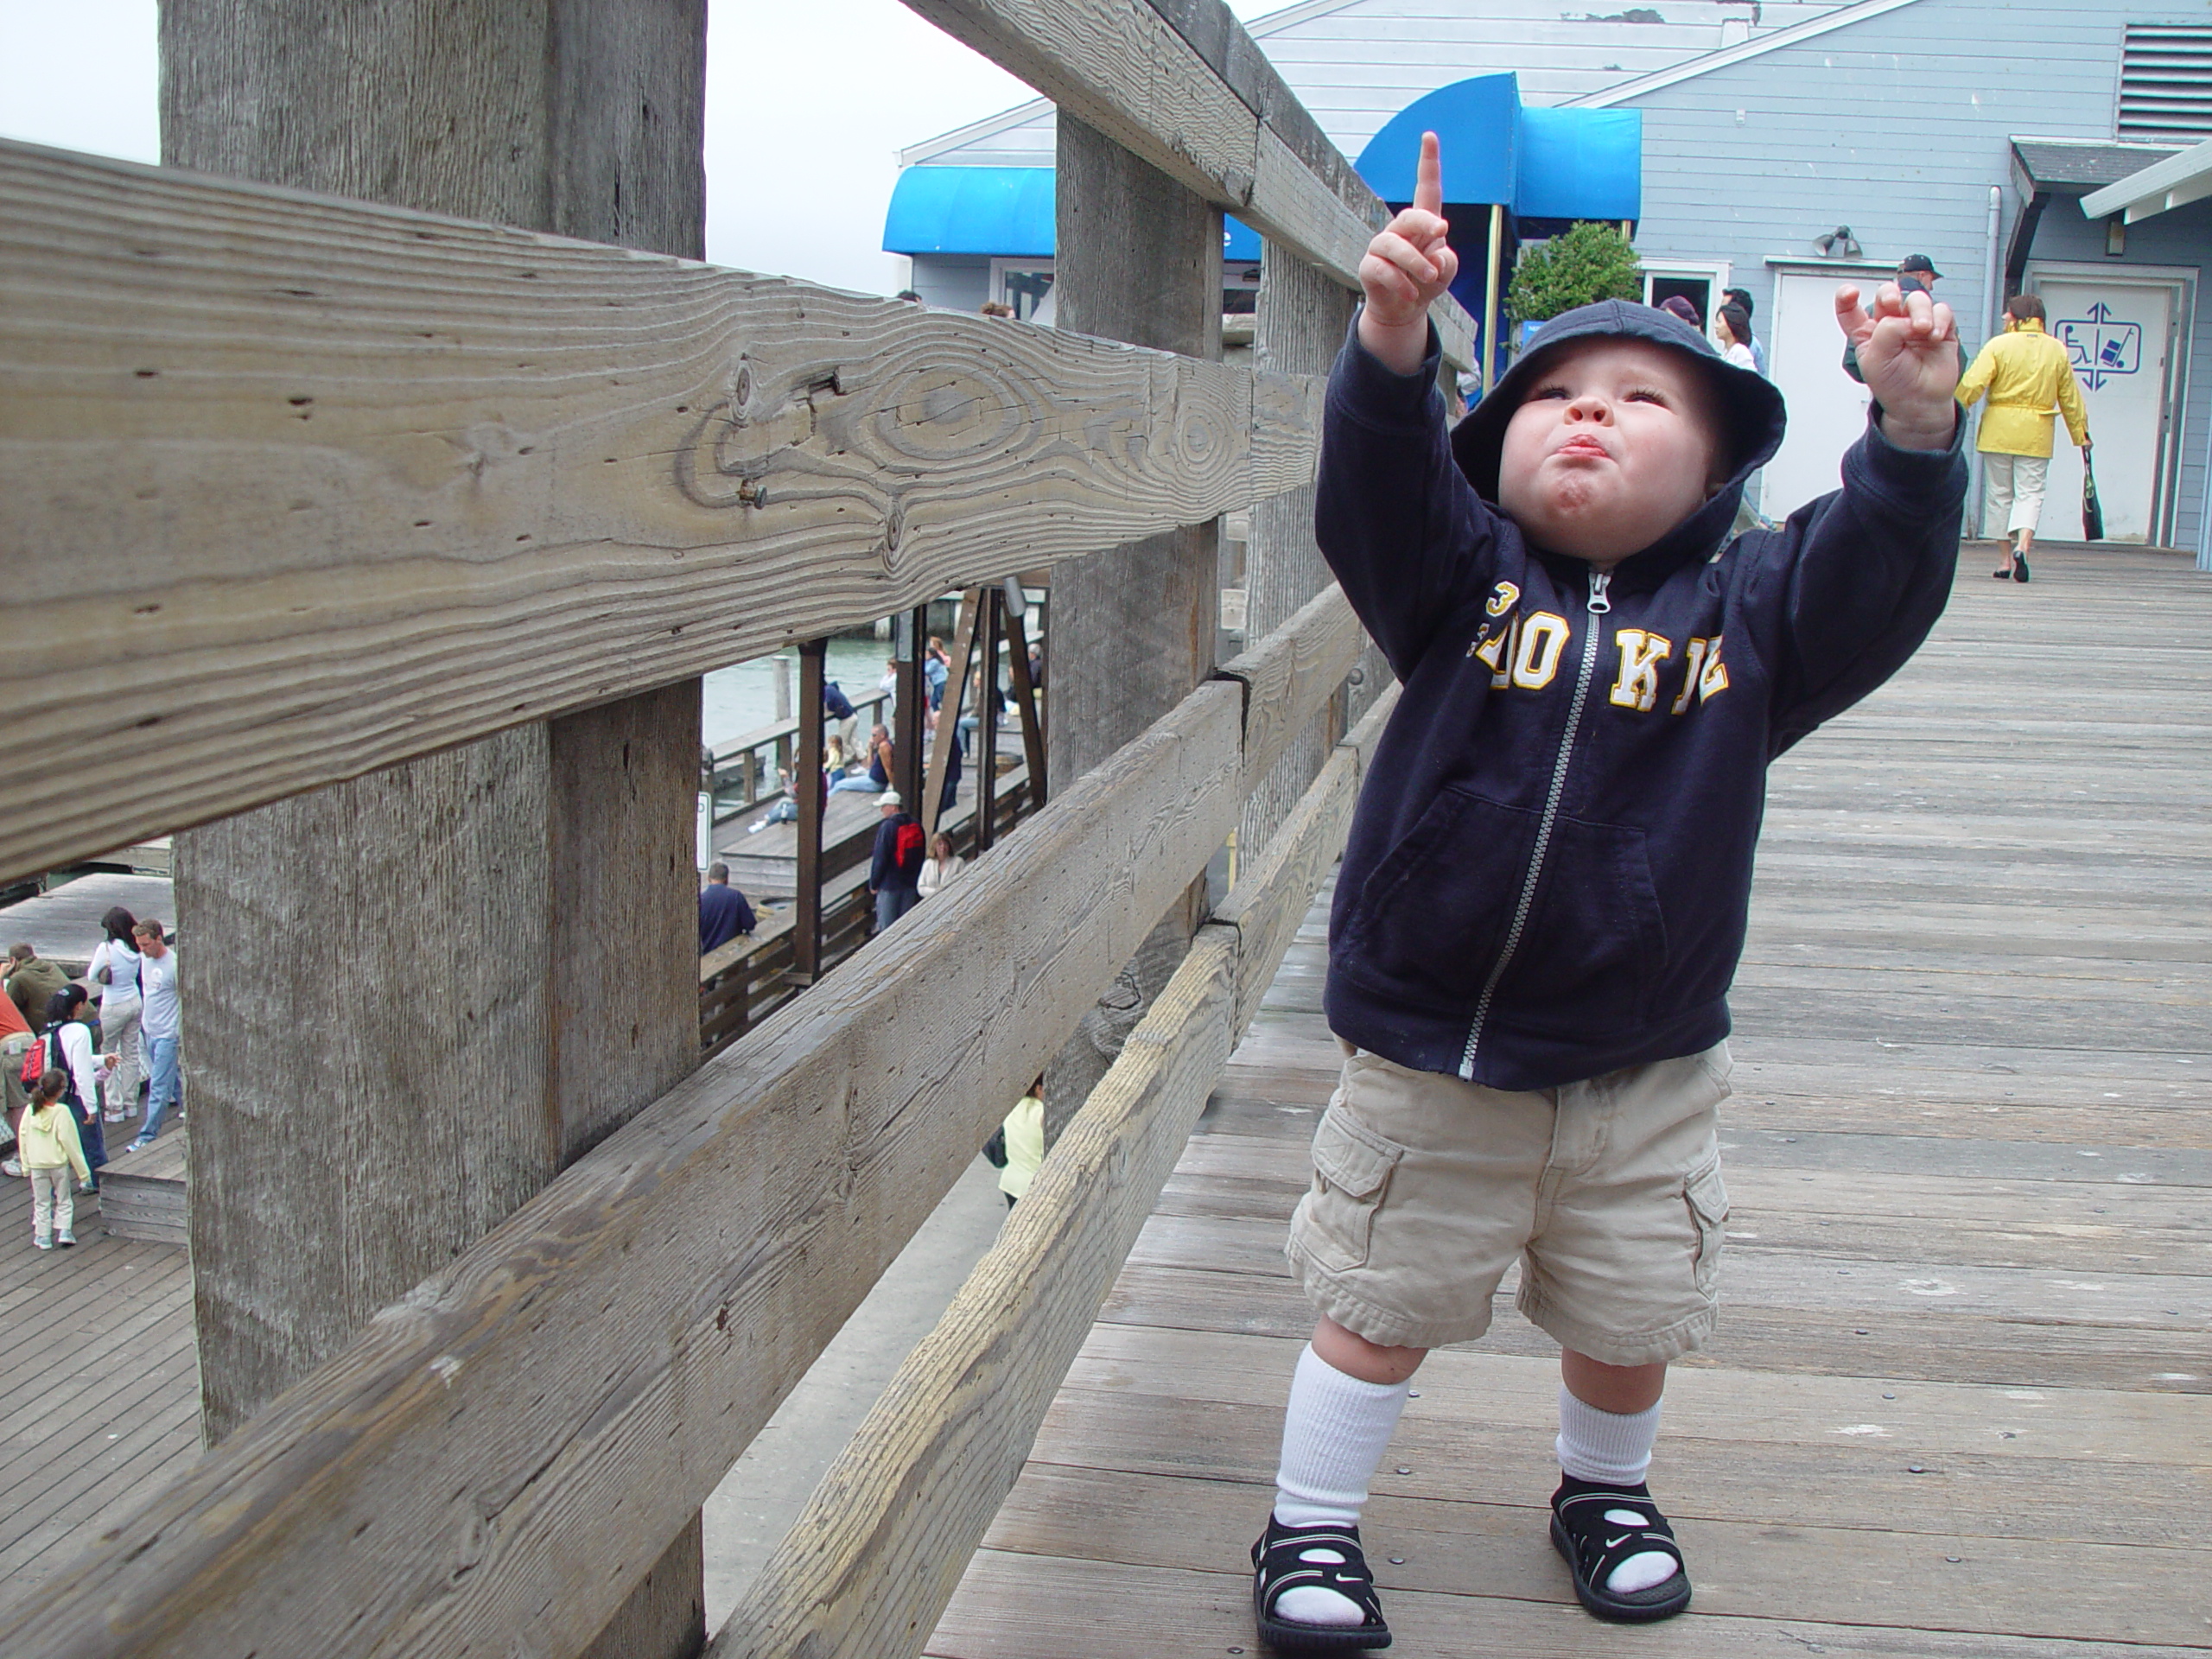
[1357,131,1459,374]
[1835,282,1960,451]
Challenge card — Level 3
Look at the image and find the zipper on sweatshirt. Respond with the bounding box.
[1457,568,1611,1082]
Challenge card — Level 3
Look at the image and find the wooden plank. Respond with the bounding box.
[1238,239,1352,864]
[0,137,1324,885]
[922,589,985,840]
[971,1459,2212,1649]
[716,670,1368,1658]
[709,929,1238,1659]
[0,679,1246,1659]
[1211,749,1356,1042]
[928,1547,2212,1659]
[1211,582,1364,794]
[794,639,828,980]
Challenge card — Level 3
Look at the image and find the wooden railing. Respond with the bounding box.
[705,686,890,823]
[696,767,1037,1057]
[0,1,1465,1654]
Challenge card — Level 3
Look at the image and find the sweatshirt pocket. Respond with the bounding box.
[1504,813,1669,1027]
[1338,790,1535,1012]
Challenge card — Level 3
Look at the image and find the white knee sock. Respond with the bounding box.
[1555,1386,1661,1484]
[1557,1387,1676,1593]
[1269,1344,1411,1625]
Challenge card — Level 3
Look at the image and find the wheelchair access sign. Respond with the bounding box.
[2055,302,2142,391]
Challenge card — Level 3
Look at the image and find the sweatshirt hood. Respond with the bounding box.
[1450,299,1788,581]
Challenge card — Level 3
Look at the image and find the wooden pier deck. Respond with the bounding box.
[0,1173,200,1606]
[926,544,2212,1657]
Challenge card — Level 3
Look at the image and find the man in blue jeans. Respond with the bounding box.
[129,918,181,1150]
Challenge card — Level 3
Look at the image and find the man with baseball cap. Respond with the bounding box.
[1847,255,1946,383]
[868,790,925,935]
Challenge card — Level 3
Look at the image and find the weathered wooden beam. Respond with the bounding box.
[1212,581,1367,798]
[921,588,984,840]
[706,926,1239,1659]
[1241,239,1356,864]
[1001,608,1048,808]
[704,686,1392,1659]
[898,0,1474,365]
[0,678,1247,1659]
[0,137,1321,887]
[794,639,827,981]
[1213,684,1395,1043]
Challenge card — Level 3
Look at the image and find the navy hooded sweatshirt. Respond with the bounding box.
[1319,299,1966,1091]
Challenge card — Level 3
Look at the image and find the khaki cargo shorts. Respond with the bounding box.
[1285,1041,1732,1367]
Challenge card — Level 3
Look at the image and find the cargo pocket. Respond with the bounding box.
[1300,1108,1405,1275]
[1685,1157,1730,1294]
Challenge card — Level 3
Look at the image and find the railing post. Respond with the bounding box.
[977,586,1004,852]
[1241,242,1357,862]
[161,4,711,1654]
[1042,111,1222,1141]
[795,639,828,982]
[894,605,928,812]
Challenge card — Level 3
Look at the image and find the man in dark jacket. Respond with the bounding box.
[697,864,756,954]
[6,945,69,1034]
[1249,134,1965,1653]
[867,791,924,935]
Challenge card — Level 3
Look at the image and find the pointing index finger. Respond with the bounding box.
[1414,130,1444,217]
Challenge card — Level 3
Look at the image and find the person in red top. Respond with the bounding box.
[0,982,31,1177]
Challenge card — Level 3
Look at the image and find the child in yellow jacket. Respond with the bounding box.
[21,1069,90,1249]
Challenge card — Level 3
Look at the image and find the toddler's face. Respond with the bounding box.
[1496,339,1726,566]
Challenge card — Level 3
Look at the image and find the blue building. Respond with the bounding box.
[892,0,2212,560]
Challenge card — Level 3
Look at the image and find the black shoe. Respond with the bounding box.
[2013,556,2030,582]
[1992,566,2014,578]
[1252,1516,1392,1650]
[1550,1477,1692,1623]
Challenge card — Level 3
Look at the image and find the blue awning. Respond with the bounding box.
[1356,73,1521,207]
[1516,107,1642,221]
[1354,76,1641,224]
[884,167,1056,257]
[885,165,1264,262]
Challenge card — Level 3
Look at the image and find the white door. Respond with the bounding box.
[1764,270,1878,521]
[2027,276,2174,543]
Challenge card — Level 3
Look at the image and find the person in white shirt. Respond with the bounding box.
[128,919,181,1150]
[86,906,143,1124]
[915,832,965,900]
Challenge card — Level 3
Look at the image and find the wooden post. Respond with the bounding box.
[921,588,983,840]
[894,606,928,811]
[976,587,1003,852]
[1241,241,1356,862]
[1043,112,1221,1141]
[162,4,710,1656]
[1003,608,1048,810]
[1484,200,1505,396]
[794,639,828,982]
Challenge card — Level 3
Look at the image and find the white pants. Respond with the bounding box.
[100,995,142,1120]
[1983,452,2050,538]
[29,1165,73,1242]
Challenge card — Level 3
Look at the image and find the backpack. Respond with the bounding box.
[894,820,925,873]
[20,1032,79,1107]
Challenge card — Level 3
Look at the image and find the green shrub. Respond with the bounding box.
[1504,222,1643,328]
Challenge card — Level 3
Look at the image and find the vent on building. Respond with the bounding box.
[2120,24,2212,142]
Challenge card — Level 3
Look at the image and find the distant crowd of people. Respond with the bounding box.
[713,626,1043,951]
[4,907,181,1250]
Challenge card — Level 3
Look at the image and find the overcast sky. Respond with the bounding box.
[0,0,1280,296]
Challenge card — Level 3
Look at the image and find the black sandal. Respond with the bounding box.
[1549,1477,1692,1623]
[1251,1516,1393,1650]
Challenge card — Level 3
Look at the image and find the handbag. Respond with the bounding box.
[2082,451,2104,541]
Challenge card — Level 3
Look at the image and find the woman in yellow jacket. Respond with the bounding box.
[1955,293,2090,582]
